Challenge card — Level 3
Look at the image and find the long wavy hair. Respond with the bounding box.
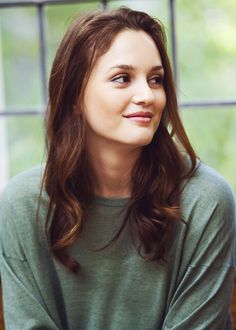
[42,7,197,273]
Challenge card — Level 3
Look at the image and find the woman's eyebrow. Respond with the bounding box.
[150,65,164,72]
[108,64,135,71]
[108,64,164,72]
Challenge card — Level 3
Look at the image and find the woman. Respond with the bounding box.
[0,7,235,330]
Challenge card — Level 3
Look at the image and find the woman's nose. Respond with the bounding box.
[131,80,155,106]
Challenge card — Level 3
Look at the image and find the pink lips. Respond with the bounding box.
[123,111,153,124]
[123,111,153,118]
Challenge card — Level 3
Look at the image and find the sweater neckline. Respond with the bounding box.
[93,195,130,206]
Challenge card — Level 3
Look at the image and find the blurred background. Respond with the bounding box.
[0,0,236,196]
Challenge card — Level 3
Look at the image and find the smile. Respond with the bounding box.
[122,112,153,123]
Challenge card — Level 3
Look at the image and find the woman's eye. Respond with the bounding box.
[148,75,164,86]
[111,75,130,84]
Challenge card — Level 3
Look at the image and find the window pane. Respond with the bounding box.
[177,0,236,102]
[109,0,169,27]
[5,115,45,178]
[181,107,236,197]
[0,7,42,109]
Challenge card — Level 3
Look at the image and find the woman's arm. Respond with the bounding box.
[163,262,235,329]
[0,185,61,330]
[1,255,60,330]
[163,174,236,330]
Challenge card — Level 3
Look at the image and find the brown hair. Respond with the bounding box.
[42,7,197,273]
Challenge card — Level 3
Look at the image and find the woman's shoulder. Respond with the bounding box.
[1,165,45,203]
[180,161,235,246]
[179,162,236,269]
[0,165,47,223]
[0,165,49,259]
[182,161,235,208]
[180,161,235,232]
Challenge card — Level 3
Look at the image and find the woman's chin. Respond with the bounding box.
[125,135,155,148]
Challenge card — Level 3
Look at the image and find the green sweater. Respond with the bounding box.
[0,163,235,330]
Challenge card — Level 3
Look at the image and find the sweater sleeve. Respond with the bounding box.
[0,187,60,330]
[162,172,236,330]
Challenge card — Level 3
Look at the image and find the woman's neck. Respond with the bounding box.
[87,144,141,198]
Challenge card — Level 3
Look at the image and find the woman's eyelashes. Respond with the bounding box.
[111,74,130,84]
[110,73,164,87]
[148,75,164,86]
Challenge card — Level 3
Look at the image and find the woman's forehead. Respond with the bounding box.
[93,29,163,73]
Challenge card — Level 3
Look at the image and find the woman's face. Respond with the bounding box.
[83,29,166,150]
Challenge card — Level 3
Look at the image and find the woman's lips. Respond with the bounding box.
[122,112,153,123]
[123,111,153,118]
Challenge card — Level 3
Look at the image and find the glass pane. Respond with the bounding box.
[181,106,236,197]
[0,7,42,110]
[1,115,45,187]
[177,0,236,102]
[109,0,169,27]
